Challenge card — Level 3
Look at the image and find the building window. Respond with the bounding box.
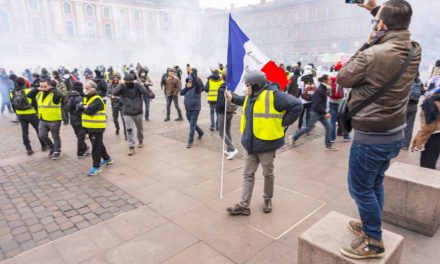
[163,12,168,22]
[287,12,291,22]
[63,3,71,14]
[336,6,340,16]
[303,25,309,37]
[105,24,112,39]
[344,23,350,34]
[120,9,126,20]
[313,24,318,35]
[164,27,169,39]
[103,7,111,18]
[135,25,141,40]
[356,21,362,32]
[315,7,319,18]
[278,14,282,24]
[149,27,154,39]
[32,17,41,37]
[121,24,127,39]
[0,10,10,34]
[66,21,74,37]
[295,10,299,21]
[304,8,309,20]
[325,7,329,17]
[149,12,153,22]
[294,27,298,38]
[135,10,140,21]
[323,24,328,36]
[86,5,93,17]
[88,22,96,38]
[29,0,39,10]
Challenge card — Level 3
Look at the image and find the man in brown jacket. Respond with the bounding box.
[337,0,422,259]
[165,69,183,121]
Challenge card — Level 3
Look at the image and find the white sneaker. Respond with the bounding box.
[227,149,238,160]
[224,150,230,156]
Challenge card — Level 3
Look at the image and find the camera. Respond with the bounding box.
[345,0,364,3]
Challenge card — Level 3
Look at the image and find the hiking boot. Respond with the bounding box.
[138,141,143,148]
[198,133,204,140]
[263,199,272,213]
[116,129,119,135]
[175,117,183,121]
[27,150,34,156]
[77,152,90,159]
[100,158,114,166]
[52,152,60,160]
[340,235,385,259]
[324,146,339,151]
[226,204,250,216]
[164,117,170,122]
[186,143,193,148]
[227,149,238,160]
[48,148,54,158]
[128,147,135,156]
[348,220,363,236]
[87,167,102,176]
[41,146,48,151]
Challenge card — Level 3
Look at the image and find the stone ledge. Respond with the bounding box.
[384,162,440,237]
[298,211,403,264]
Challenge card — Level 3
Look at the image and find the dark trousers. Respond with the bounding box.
[19,116,45,150]
[403,104,418,148]
[38,121,61,153]
[112,107,126,135]
[72,125,88,156]
[166,95,182,118]
[143,95,150,120]
[298,103,311,129]
[185,110,203,143]
[421,133,440,169]
[61,99,69,124]
[89,131,110,168]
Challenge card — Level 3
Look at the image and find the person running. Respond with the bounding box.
[27,80,63,160]
[225,71,302,215]
[292,74,337,151]
[180,68,204,148]
[10,77,46,155]
[81,80,113,176]
[217,72,238,160]
[113,74,149,155]
[65,82,90,158]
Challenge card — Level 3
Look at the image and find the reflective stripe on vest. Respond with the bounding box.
[240,90,286,141]
[207,79,223,102]
[82,95,107,129]
[36,92,62,121]
[10,89,37,115]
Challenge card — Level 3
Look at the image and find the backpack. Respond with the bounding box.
[55,80,68,98]
[302,82,317,101]
[409,81,422,101]
[329,78,344,100]
[12,90,32,111]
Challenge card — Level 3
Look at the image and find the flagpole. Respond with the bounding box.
[220,87,228,199]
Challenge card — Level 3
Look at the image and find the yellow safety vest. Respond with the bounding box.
[207,79,223,102]
[36,91,62,121]
[82,95,106,129]
[240,90,286,141]
[10,89,37,115]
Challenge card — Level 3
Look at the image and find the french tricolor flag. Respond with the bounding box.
[226,14,288,95]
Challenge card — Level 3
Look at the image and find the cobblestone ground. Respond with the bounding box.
[0,117,142,261]
[160,112,325,159]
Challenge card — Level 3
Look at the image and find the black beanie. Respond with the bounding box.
[73,82,83,93]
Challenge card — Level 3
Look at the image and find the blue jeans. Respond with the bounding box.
[209,103,218,129]
[143,95,150,120]
[329,103,349,141]
[185,110,203,143]
[294,111,332,147]
[348,140,403,241]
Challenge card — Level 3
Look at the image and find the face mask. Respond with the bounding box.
[126,83,134,88]
[83,88,88,95]
[141,73,146,76]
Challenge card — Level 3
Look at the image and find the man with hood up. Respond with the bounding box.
[93,70,108,101]
[113,74,149,156]
[138,67,153,121]
[65,82,90,158]
[203,69,223,131]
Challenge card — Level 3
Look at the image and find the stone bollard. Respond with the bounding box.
[383,162,440,237]
[298,211,404,264]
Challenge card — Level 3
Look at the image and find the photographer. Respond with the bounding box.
[337,0,421,259]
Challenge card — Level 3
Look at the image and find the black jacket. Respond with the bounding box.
[232,82,302,154]
[82,92,105,133]
[112,82,149,116]
[93,77,107,97]
[288,74,300,97]
[311,84,328,115]
[65,90,84,126]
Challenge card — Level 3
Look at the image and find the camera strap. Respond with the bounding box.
[347,43,415,119]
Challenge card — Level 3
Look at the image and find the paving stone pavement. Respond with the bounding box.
[0,148,142,261]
